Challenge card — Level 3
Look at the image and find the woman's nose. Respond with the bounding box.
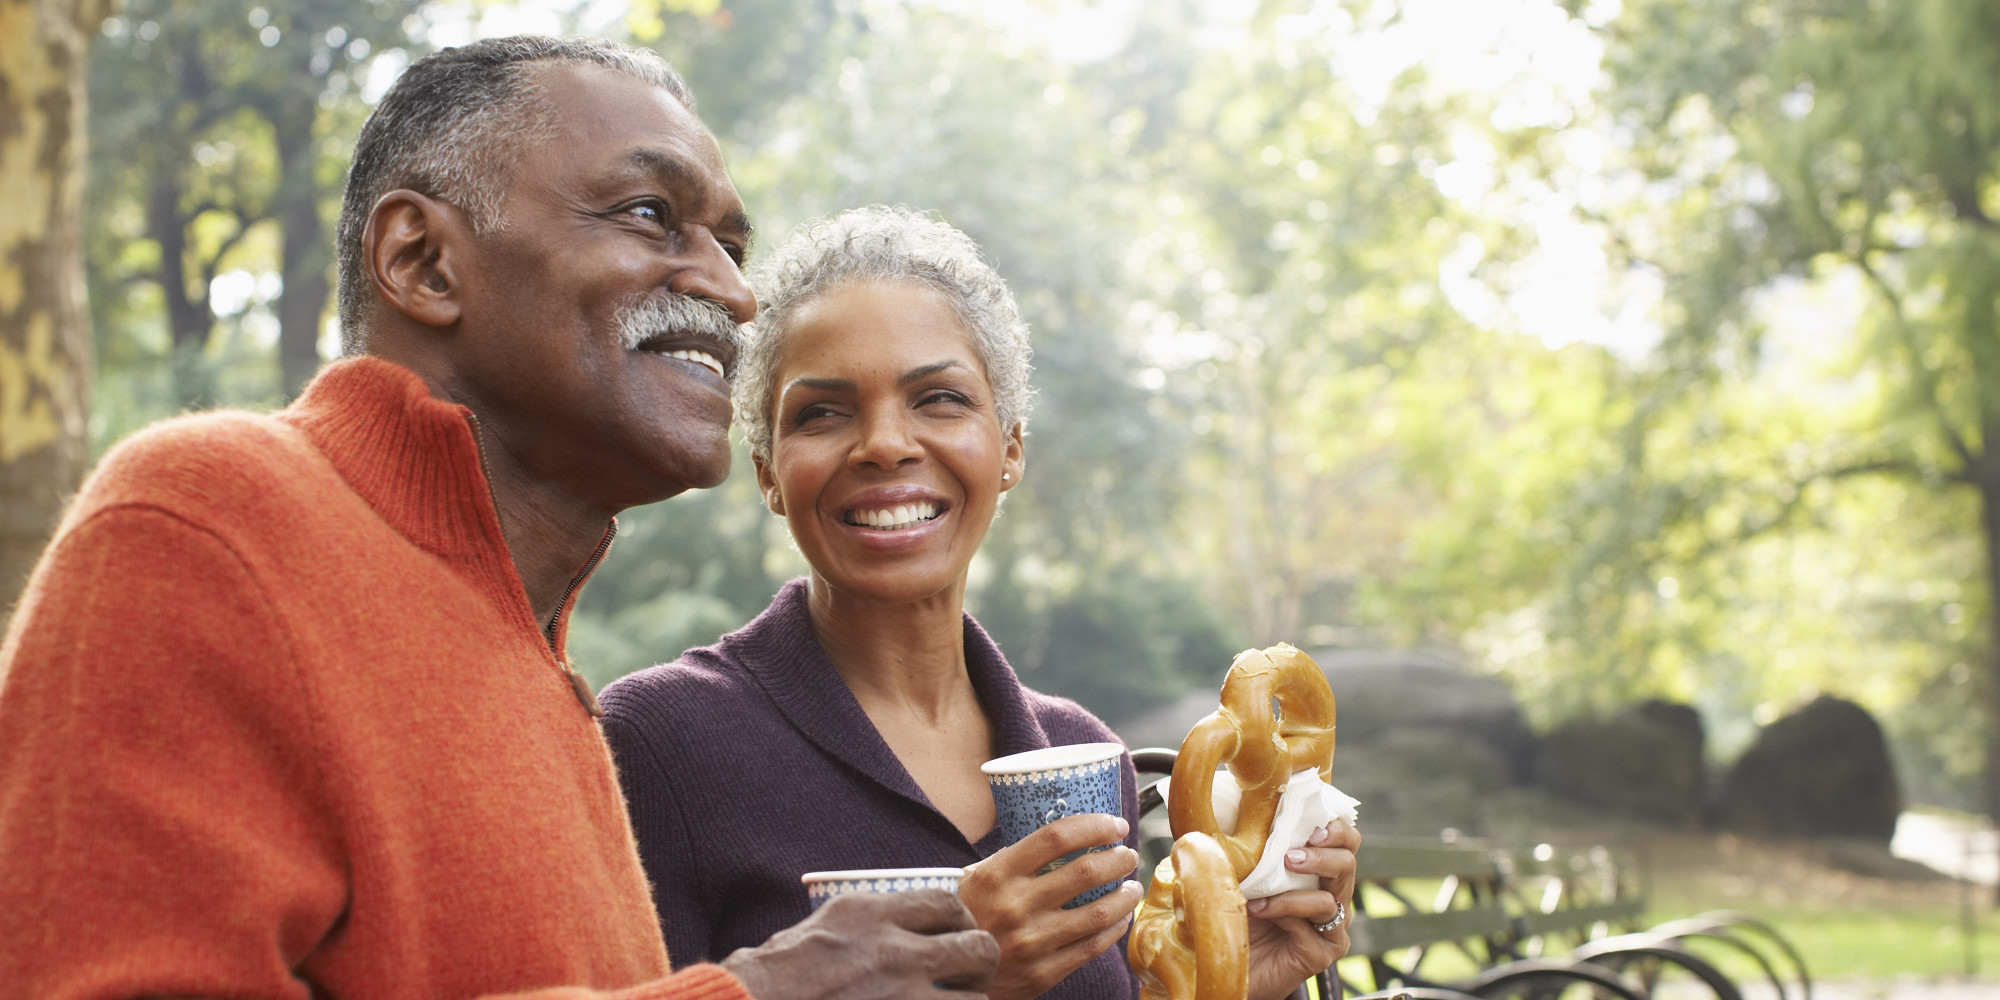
[849,409,922,468]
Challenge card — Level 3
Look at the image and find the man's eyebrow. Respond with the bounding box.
[629,147,698,188]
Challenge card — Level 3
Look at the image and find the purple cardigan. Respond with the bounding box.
[599,579,1141,999]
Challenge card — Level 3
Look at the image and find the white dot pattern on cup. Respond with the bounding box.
[987,757,1120,786]
[805,873,963,908]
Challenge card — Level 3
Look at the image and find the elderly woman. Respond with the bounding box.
[599,206,1357,1000]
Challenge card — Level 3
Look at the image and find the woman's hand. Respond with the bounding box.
[1242,818,1360,1000]
[956,813,1144,1000]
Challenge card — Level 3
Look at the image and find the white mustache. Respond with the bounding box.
[616,292,743,356]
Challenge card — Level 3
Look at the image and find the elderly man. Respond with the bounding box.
[0,37,996,1000]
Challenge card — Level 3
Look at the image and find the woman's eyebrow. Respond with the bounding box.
[786,375,856,393]
[897,360,971,386]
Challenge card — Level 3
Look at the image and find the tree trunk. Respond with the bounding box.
[0,0,107,617]
[147,166,212,410]
[1981,460,2000,904]
[273,93,327,399]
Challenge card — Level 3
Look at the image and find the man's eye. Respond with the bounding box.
[626,201,668,226]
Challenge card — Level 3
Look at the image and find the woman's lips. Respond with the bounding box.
[843,500,942,529]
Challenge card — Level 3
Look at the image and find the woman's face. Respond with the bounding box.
[756,280,1024,605]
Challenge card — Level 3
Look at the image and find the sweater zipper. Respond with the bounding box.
[546,521,615,652]
[464,411,611,719]
[547,523,614,718]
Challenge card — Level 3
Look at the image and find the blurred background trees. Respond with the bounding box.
[34,0,2000,825]
[0,0,107,611]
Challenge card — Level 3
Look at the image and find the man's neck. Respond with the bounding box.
[468,423,616,636]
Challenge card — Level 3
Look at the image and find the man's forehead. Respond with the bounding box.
[532,61,710,150]
[519,62,744,217]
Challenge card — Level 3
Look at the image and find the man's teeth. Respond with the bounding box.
[848,502,940,529]
[665,349,725,378]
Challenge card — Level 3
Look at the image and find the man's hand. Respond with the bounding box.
[720,889,999,999]
[1242,818,1360,1000]
[955,814,1142,1000]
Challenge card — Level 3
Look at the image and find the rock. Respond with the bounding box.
[1112,647,1536,786]
[1714,696,1903,843]
[1537,699,1705,826]
[1333,729,1510,834]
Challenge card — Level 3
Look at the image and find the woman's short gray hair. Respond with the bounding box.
[735,205,1034,465]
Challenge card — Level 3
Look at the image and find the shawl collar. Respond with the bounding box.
[726,580,1054,843]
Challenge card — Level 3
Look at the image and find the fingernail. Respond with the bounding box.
[1114,816,1130,836]
[1247,898,1267,914]
[1308,826,1331,846]
[1287,849,1308,866]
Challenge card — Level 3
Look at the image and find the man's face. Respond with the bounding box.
[444,62,756,509]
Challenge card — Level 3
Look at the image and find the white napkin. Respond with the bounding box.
[1159,767,1360,900]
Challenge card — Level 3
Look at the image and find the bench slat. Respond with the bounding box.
[1356,843,1497,880]
[1514,899,1647,935]
[1349,906,1513,955]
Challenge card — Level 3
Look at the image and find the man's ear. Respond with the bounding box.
[753,455,785,515]
[363,190,469,329]
[999,423,1025,492]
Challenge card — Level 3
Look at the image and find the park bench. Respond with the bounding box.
[1131,748,1812,1000]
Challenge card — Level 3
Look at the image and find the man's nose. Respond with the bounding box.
[670,229,757,324]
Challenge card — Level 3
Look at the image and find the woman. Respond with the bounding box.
[600,206,1357,1000]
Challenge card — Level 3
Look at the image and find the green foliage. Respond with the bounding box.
[78,0,1998,812]
[87,0,414,435]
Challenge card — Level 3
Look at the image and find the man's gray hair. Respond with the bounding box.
[334,36,694,353]
[736,205,1034,465]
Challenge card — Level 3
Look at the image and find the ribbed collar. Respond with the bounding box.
[277,357,605,652]
[723,579,1052,849]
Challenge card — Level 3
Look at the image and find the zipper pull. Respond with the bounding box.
[563,660,605,718]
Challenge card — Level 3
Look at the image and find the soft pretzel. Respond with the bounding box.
[1128,832,1246,1000]
[1129,643,1338,1000]
[1169,644,1337,875]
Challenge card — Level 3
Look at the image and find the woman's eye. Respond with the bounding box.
[794,404,838,425]
[919,390,971,408]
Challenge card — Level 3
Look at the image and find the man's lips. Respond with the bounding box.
[634,333,736,379]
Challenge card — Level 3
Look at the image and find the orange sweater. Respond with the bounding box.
[0,358,750,1000]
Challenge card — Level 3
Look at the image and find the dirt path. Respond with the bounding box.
[1891,812,1999,888]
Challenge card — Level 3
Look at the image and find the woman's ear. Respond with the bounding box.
[753,455,785,515]
[999,423,1025,492]
[363,189,469,330]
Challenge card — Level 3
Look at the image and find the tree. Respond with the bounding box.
[88,0,408,409]
[1578,0,2000,825]
[0,0,110,613]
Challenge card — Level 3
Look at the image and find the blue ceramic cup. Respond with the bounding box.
[980,742,1126,908]
[801,867,965,911]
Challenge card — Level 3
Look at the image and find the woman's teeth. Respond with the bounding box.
[846,502,940,529]
[665,349,724,378]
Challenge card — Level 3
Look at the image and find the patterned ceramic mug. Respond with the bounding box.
[980,742,1126,908]
[800,867,966,910]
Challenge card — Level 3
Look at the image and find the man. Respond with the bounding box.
[0,37,997,1000]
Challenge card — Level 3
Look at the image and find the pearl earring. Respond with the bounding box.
[1002,473,1012,481]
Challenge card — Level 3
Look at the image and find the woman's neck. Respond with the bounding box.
[805,573,976,719]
